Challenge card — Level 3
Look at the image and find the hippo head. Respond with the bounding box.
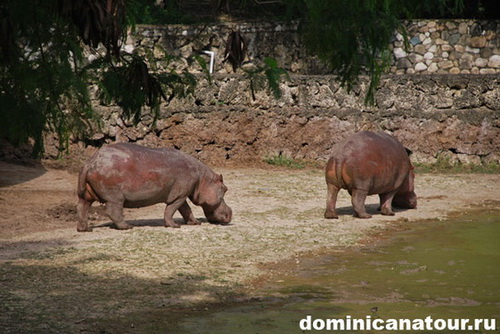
[195,173,232,224]
[203,198,232,224]
[393,169,417,209]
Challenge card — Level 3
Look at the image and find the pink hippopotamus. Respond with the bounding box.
[77,143,232,231]
[324,131,417,219]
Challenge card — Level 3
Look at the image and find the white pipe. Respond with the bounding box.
[202,50,215,74]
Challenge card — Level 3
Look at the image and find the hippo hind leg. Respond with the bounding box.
[379,191,397,216]
[106,200,133,230]
[324,183,340,219]
[77,198,94,232]
[351,189,372,219]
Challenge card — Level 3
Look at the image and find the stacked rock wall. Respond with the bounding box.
[76,74,499,167]
[51,20,500,167]
[128,19,500,74]
[391,20,500,74]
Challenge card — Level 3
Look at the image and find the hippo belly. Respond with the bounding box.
[86,167,180,208]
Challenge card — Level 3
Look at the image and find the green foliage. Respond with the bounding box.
[0,0,197,157]
[300,0,464,105]
[0,0,483,157]
[0,0,97,156]
[243,57,290,100]
[264,154,305,169]
[95,52,196,125]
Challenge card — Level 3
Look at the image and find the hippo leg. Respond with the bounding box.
[77,198,93,232]
[379,191,397,216]
[106,200,133,230]
[324,183,340,219]
[352,189,372,219]
[178,201,201,225]
[164,199,187,228]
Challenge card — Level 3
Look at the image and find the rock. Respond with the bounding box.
[474,58,488,67]
[415,62,428,71]
[480,68,497,74]
[410,36,421,45]
[457,154,481,165]
[488,55,500,68]
[445,22,456,30]
[414,44,427,55]
[470,36,486,48]
[465,46,480,54]
[393,48,407,59]
[438,60,454,69]
[459,54,474,69]
[483,152,500,165]
[441,44,454,52]
[427,63,439,72]
[470,23,483,36]
[458,22,468,34]
[447,34,461,45]
[396,58,412,69]
[480,48,493,59]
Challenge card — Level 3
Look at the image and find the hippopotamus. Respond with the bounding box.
[77,143,232,232]
[324,131,417,219]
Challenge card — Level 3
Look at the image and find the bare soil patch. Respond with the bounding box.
[0,160,498,332]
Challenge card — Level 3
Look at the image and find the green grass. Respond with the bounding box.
[414,161,500,174]
[264,154,500,174]
[264,154,305,169]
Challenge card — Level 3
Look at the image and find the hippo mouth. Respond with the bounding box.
[203,203,232,224]
[393,192,417,209]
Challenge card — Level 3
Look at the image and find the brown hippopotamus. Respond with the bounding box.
[324,131,417,219]
[77,143,232,232]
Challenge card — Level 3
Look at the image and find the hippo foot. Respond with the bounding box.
[354,212,372,219]
[381,209,395,216]
[114,223,133,230]
[324,210,339,219]
[165,222,181,228]
[187,219,201,225]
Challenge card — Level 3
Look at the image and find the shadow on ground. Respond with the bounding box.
[335,203,411,218]
[0,162,46,187]
[0,248,241,333]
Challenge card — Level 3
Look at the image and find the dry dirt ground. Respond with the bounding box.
[0,160,499,333]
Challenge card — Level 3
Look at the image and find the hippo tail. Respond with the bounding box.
[77,165,89,199]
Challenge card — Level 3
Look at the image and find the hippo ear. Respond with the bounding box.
[219,174,224,183]
[405,147,413,156]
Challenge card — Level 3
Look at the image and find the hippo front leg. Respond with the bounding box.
[351,189,372,219]
[163,199,187,228]
[379,191,397,216]
[178,202,201,225]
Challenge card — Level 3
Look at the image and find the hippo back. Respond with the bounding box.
[327,131,413,195]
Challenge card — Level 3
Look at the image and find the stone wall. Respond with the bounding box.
[40,20,500,167]
[127,19,500,75]
[72,74,499,167]
[391,20,500,74]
